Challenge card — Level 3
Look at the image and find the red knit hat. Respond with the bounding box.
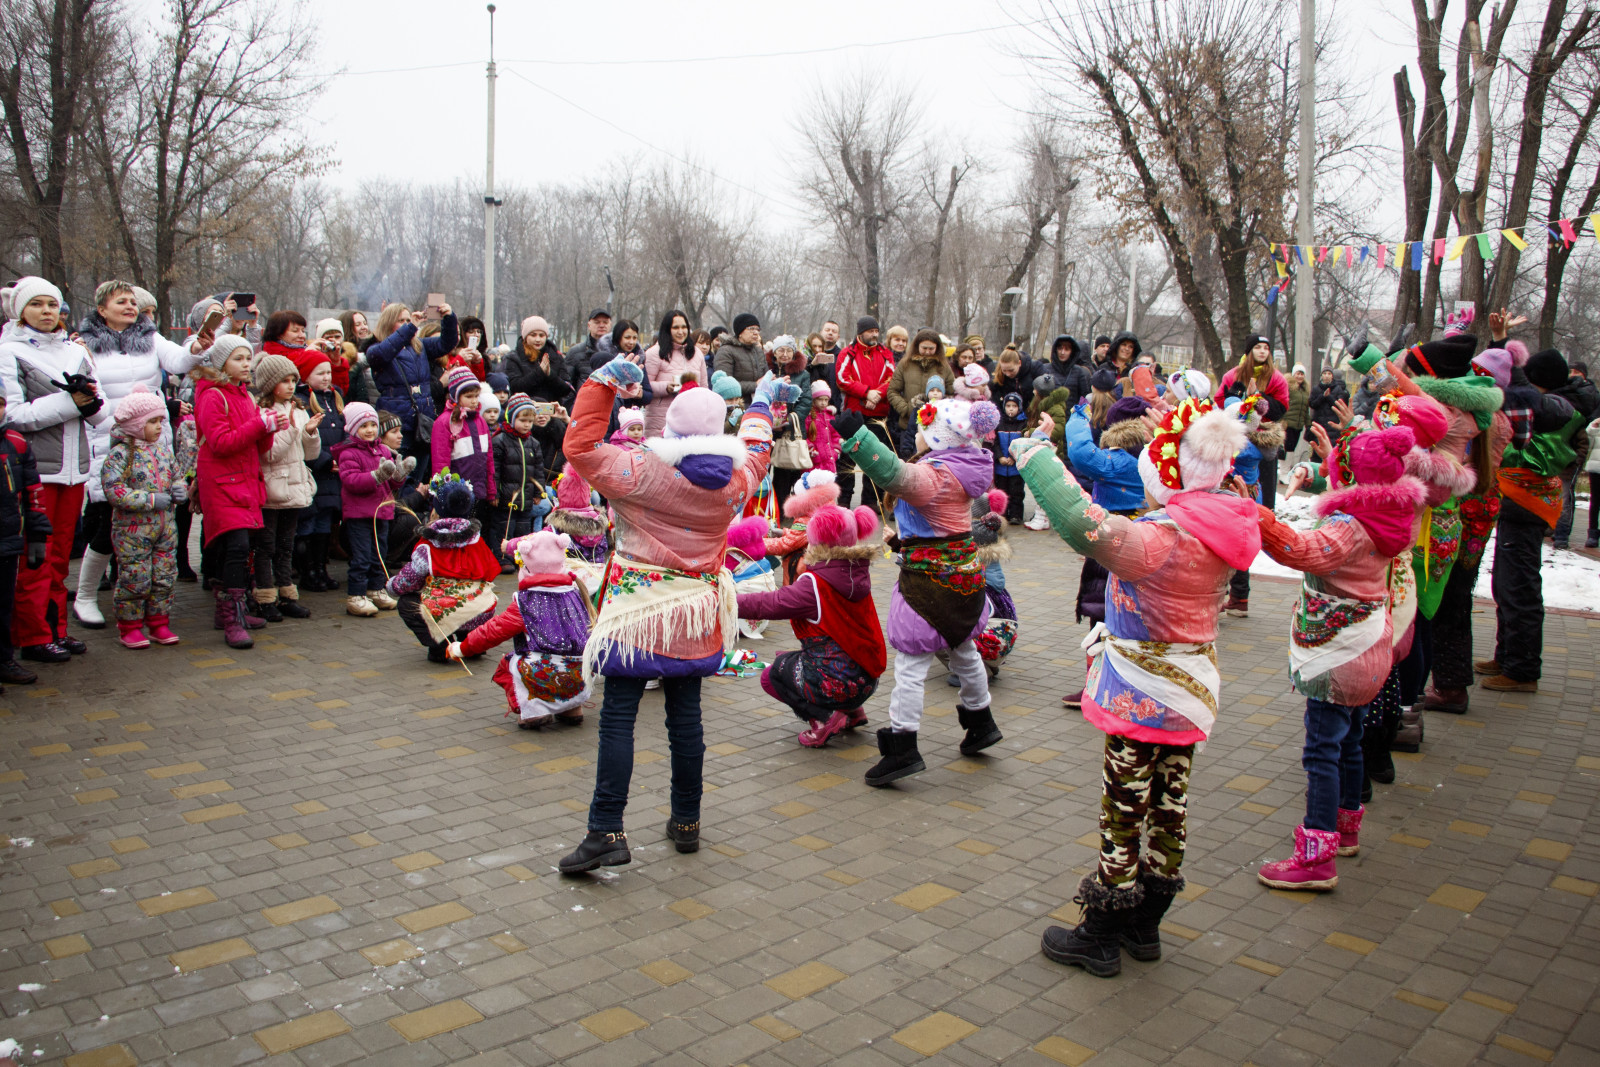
[289,347,331,386]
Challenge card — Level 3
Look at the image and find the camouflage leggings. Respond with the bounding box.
[1098,733,1195,888]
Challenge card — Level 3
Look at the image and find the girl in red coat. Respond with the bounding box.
[193,335,281,649]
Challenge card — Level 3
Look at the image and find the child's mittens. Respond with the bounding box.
[753,372,799,408]
[171,482,188,503]
[150,491,172,510]
[260,411,278,433]
[399,456,417,478]
[373,458,398,484]
[589,357,644,396]
[444,641,463,661]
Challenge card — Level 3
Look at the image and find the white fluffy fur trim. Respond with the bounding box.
[1314,475,1427,518]
[1404,447,1478,496]
[643,434,748,468]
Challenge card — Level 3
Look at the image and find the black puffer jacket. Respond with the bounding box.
[1308,378,1349,434]
[0,429,51,556]
[505,338,576,407]
[491,428,546,511]
[295,385,348,506]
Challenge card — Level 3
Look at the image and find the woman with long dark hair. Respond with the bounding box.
[643,310,706,438]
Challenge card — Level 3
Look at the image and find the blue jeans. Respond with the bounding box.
[346,518,389,596]
[1552,472,1576,544]
[588,675,704,833]
[1303,698,1364,832]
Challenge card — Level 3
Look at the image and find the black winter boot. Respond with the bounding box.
[558,831,631,874]
[1121,869,1183,961]
[1040,874,1139,978]
[666,819,700,854]
[864,728,926,787]
[956,704,1002,756]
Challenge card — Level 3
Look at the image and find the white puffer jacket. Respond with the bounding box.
[0,321,112,486]
[76,313,204,502]
[258,399,320,509]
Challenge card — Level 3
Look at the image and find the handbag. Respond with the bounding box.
[771,414,813,471]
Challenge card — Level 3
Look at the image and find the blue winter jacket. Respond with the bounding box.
[1064,409,1146,513]
[365,314,457,435]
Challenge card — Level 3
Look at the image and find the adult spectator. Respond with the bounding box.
[819,320,842,357]
[835,315,895,510]
[505,315,575,408]
[964,334,997,375]
[1104,332,1141,376]
[1307,366,1348,441]
[989,344,1037,404]
[808,330,839,410]
[1092,335,1111,364]
[1283,362,1311,466]
[367,300,457,478]
[565,307,612,393]
[643,310,707,438]
[706,325,728,355]
[1046,334,1093,408]
[712,313,767,400]
[885,325,910,362]
[887,329,954,456]
[1552,360,1600,548]
[340,309,376,405]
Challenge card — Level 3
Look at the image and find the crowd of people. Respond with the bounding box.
[0,273,1594,982]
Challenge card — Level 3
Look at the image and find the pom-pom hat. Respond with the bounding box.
[921,397,1000,452]
[555,462,594,510]
[507,529,571,578]
[665,387,726,438]
[113,384,166,435]
[807,504,879,549]
[783,469,839,519]
[444,364,480,402]
[343,402,379,435]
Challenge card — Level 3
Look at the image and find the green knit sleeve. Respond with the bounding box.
[841,424,904,489]
[1011,436,1107,555]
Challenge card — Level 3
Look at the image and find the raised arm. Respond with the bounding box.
[1256,504,1363,575]
[737,572,822,622]
[836,421,944,504]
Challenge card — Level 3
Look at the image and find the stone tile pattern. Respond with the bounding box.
[1,532,1597,1065]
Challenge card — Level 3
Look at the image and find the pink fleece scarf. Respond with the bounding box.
[1163,490,1262,571]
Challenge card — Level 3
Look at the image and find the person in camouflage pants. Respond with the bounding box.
[1098,734,1193,888]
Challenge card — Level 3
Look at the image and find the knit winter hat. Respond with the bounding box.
[1470,345,1513,388]
[964,334,985,348]
[855,315,879,337]
[1292,362,1308,376]
[1373,392,1450,448]
[1090,367,1118,393]
[1001,392,1025,411]
[480,391,501,418]
[508,530,570,578]
[665,386,726,438]
[503,392,535,424]
[555,462,593,510]
[314,318,343,340]
[378,412,402,437]
[251,352,299,397]
[807,504,879,549]
[430,473,477,518]
[783,469,839,519]
[920,397,1000,451]
[732,312,760,336]
[203,334,253,371]
[769,334,798,354]
[617,407,645,432]
[343,402,379,435]
[113,384,166,435]
[521,315,550,337]
[1403,331,1478,380]
[1166,368,1214,404]
[810,378,832,399]
[710,370,742,401]
[1347,426,1416,485]
[289,347,332,385]
[131,286,158,313]
[444,364,480,402]
[1105,395,1151,427]
[0,276,63,320]
[1032,373,1057,395]
[1525,348,1568,391]
[925,375,945,396]
[487,372,509,392]
[956,363,990,400]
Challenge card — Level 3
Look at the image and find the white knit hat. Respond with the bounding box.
[203,334,253,370]
[131,286,158,313]
[1,276,63,321]
[315,317,344,339]
[921,397,1001,452]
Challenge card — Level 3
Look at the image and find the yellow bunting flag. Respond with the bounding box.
[1330,245,1344,266]
[1446,235,1470,261]
[1591,214,1600,245]
[1501,228,1527,251]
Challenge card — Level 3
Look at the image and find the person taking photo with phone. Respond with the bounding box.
[367,300,457,480]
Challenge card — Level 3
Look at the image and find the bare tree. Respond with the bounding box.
[920,154,972,327]
[1538,49,1600,346]
[993,116,1073,345]
[638,163,751,330]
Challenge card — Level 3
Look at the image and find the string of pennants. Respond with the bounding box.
[1262,213,1600,305]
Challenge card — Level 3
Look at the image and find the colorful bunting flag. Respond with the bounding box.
[1376,244,1387,270]
[1502,229,1527,251]
[1476,232,1493,260]
[1411,242,1424,271]
[1446,235,1469,261]
[1559,218,1578,245]
[1433,238,1447,264]
[1330,246,1344,266]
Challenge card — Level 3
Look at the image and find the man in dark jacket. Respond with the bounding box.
[712,313,768,400]
[1550,361,1600,548]
[564,308,612,394]
[1047,335,1092,408]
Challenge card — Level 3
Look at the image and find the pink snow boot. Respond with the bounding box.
[116,621,150,649]
[1336,807,1363,857]
[1257,825,1341,891]
[798,710,850,748]
[145,615,181,645]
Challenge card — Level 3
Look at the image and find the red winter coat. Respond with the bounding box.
[194,377,272,543]
[836,341,894,418]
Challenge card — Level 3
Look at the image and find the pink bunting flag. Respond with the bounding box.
[1317,246,1330,264]
[1376,244,1387,270]
[1432,238,1446,263]
[1559,218,1578,246]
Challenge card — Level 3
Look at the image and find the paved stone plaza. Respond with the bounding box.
[1,533,1597,1066]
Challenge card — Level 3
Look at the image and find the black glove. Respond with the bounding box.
[26,541,46,569]
[832,409,864,441]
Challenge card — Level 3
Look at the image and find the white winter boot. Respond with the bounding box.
[72,548,111,629]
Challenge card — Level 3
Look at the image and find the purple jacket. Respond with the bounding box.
[738,556,872,619]
[332,437,405,520]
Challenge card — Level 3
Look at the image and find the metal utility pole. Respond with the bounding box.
[1125,252,1137,333]
[1294,0,1316,377]
[482,5,500,345]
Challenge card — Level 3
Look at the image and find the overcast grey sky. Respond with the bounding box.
[295,0,1433,235]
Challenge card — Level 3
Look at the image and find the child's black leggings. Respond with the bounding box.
[201,528,253,590]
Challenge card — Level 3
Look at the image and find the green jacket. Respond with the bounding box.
[1285,382,1310,429]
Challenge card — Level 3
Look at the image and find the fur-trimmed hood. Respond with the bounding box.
[643,432,748,490]
[1100,417,1151,454]
[1315,475,1426,556]
[78,312,156,356]
[974,536,1013,566]
[550,507,608,540]
[1248,422,1286,452]
[1403,446,1478,498]
[420,516,482,547]
[802,541,879,564]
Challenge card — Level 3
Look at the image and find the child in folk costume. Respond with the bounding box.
[831,396,1005,787]
[1254,427,1425,891]
[448,530,593,729]
[1010,378,1260,978]
[99,386,194,648]
[763,469,838,585]
[549,462,610,566]
[725,515,777,640]
[739,504,885,748]
[385,473,500,663]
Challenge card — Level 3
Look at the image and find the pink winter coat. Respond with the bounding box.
[194,377,272,543]
[642,342,708,438]
[807,407,841,472]
[1219,365,1291,413]
[332,437,406,520]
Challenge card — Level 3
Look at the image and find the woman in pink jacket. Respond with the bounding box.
[555,355,796,875]
[1012,379,1259,979]
[641,310,707,438]
[193,336,281,649]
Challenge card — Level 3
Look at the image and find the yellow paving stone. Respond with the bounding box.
[752,1015,802,1041]
[45,934,91,958]
[80,767,106,780]
[1574,755,1600,770]
[1517,790,1555,804]
[0,770,24,783]
[1248,740,1280,750]
[147,761,206,778]
[1160,922,1202,941]
[171,938,255,973]
[75,788,117,804]
[184,802,245,823]
[1240,694,1273,706]
[956,839,999,855]
[1074,831,1100,847]
[314,699,349,710]
[348,832,380,848]
[415,705,465,719]
[139,887,217,916]
[1234,956,1284,976]
[254,1011,351,1054]
[396,901,472,932]
[944,758,984,774]
[1224,774,1270,793]
[121,722,152,733]
[307,720,336,730]
[1455,763,1491,777]
[535,755,588,774]
[393,850,443,872]
[1552,875,1599,896]
[262,895,340,925]
[170,779,230,799]
[210,668,254,679]
[351,669,381,679]
[50,899,83,917]
[24,686,59,697]
[190,657,234,668]
[791,835,833,851]
[1428,883,1486,912]
[798,772,848,790]
[1013,747,1062,764]
[509,740,544,754]
[83,709,119,721]
[490,933,527,953]
[709,843,744,857]
[1324,932,1377,955]
[1389,832,1431,848]
[1462,990,1518,1013]
[503,864,537,881]
[580,1006,648,1042]
[64,1046,136,1067]
[771,800,815,818]
[1240,801,1278,815]
[708,742,746,756]
[998,704,1035,717]
[68,857,121,878]
[949,799,983,812]
[361,939,421,966]
[89,741,146,756]
[893,1011,979,1056]
[30,743,70,756]
[823,869,862,886]
[668,897,715,921]
[1044,781,1077,792]
[292,800,328,815]
[766,961,847,999]
[271,688,315,700]
[834,744,875,762]
[436,746,475,759]
[1524,838,1573,862]
[1493,1035,1555,1061]
[1449,820,1492,837]
[268,833,309,850]
[640,959,694,986]
[1035,1036,1098,1066]
[1244,712,1282,725]
[1394,989,1449,1012]
[893,883,961,912]
[484,726,509,736]
[634,748,663,763]
[375,736,412,749]
[559,798,586,811]
[109,836,149,854]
